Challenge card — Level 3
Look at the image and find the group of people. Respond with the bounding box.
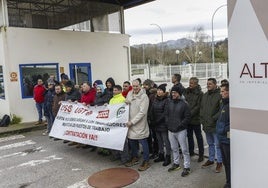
[32,73,230,188]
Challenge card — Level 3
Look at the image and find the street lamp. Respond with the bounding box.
[175,50,180,65]
[211,4,227,75]
[194,51,202,76]
[150,23,164,64]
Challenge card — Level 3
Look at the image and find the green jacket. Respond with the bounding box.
[200,88,221,133]
[184,85,203,125]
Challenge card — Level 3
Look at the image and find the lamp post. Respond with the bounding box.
[211,4,227,76]
[175,50,180,65]
[194,51,202,76]
[150,23,164,64]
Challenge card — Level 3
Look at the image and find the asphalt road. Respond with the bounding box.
[0,130,225,188]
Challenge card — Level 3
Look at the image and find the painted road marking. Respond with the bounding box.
[0,147,45,160]
[0,140,36,151]
[0,155,62,174]
[0,135,25,143]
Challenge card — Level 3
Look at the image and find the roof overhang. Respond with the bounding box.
[6,0,154,29]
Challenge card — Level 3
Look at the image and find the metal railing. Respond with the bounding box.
[131,63,228,91]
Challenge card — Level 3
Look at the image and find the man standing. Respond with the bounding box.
[125,80,150,171]
[184,77,204,162]
[143,79,158,159]
[200,78,223,173]
[171,73,185,94]
[166,87,191,177]
[33,79,46,125]
[122,81,132,98]
[81,81,96,106]
[109,85,129,164]
[217,83,231,188]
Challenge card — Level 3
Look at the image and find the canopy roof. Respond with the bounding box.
[6,0,154,29]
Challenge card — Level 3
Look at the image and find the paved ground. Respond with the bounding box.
[0,123,225,188]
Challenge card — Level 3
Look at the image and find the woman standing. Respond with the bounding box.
[151,84,171,166]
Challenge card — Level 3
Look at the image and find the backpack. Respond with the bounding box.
[0,114,11,127]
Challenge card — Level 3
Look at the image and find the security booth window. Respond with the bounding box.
[0,66,4,99]
[19,63,59,98]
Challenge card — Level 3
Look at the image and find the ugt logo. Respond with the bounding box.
[116,107,126,118]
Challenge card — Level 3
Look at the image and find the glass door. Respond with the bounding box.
[69,63,92,85]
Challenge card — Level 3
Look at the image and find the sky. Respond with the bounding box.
[124,0,228,45]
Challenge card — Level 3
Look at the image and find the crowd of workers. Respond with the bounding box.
[32,73,230,188]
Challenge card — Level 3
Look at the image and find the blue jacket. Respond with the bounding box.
[216,98,230,144]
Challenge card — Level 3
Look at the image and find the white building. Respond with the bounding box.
[229,0,268,187]
[0,0,153,122]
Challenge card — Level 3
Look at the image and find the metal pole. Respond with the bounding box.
[150,23,164,65]
[211,4,227,76]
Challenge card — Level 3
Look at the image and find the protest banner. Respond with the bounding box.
[49,102,129,151]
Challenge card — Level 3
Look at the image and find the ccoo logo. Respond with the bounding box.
[116,107,126,118]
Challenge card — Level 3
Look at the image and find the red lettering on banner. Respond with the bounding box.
[89,134,98,141]
[96,110,109,118]
[74,107,89,114]
[64,130,88,139]
[60,104,73,113]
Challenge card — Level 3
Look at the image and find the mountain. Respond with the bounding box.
[131,38,194,49]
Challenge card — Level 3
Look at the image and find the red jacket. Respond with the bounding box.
[33,84,46,103]
[81,88,96,105]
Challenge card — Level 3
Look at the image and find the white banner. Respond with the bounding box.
[49,102,129,151]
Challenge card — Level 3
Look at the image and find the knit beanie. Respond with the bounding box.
[171,86,183,96]
[94,80,103,86]
[157,83,167,92]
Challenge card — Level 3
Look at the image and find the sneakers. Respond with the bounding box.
[202,160,214,168]
[42,131,48,136]
[154,153,164,163]
[198,155,204,163]
[181,168,191,177]
[125,157,139,167]
[34,121,42,125]
[215,162,223,173]
[168,163,181,172]
[138,161,150,171]
[189,152,196,157]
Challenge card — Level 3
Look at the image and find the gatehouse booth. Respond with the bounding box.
[0,0,153,122]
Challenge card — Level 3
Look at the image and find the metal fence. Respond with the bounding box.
[131,63,228,91]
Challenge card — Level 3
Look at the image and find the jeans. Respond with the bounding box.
[35,102,44,122]
[156,131,171,155]
[168,130,190,168]
[205,132,222,163]
[129,138,149,161]
[187,124,204,156]
[45,110,54,133]
[220,143,231,186]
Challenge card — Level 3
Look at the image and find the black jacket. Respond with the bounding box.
[65,88,81,102]
[184,85,203,125]
[165,98,191,133]
[151,93,169,132]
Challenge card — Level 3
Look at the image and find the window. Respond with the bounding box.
[19,63,59,98]
[0,65,5,99]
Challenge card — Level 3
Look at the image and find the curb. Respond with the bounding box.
[0,125,46,137]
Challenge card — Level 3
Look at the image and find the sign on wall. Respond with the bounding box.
[10,72,18,82]
[49,102,129,151]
